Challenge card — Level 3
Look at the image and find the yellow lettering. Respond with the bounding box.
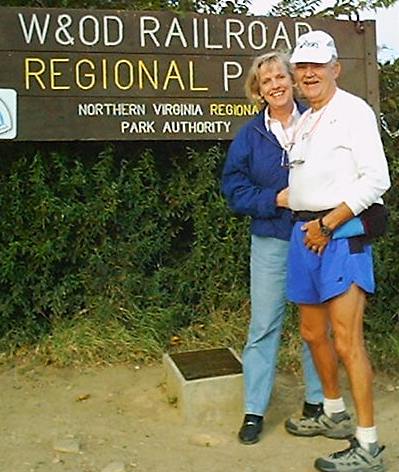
[114,59,134,90]
[76,59,96,90]
[50,59,70,90]
[163,60,185,91]
[23,57,217,94]
[209,103,258,116]
[210,104,218,115]
[101,59,107,90]
[189,61,208,91]
[138,60,158,90]
[25,58,46,90]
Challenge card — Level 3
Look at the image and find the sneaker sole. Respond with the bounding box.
[238,436,260,445]
[315,461,386,472]
[285,424,354,440]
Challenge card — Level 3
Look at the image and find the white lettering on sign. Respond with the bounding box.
[162,120,231,134]
[18,13,124,46]
[18,12,312,52]
[225,19,245,49]
[140,16,161,47]
[165,17,188,48]
[152,103,204,116]
[56,14,74,46]
[18,13,51,45]
[78,103,146,116]
[121,120,156,133]
[223,61,242,92]
[271,21,291,49]
[248,21,268,50]
[203,18,223,49]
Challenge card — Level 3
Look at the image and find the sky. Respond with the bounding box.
[248,0,399,61]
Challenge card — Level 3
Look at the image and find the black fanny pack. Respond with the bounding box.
[359,203,389,241]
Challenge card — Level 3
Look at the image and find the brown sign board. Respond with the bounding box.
[0,7,379,141]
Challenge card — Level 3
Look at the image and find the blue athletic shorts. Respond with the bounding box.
[287,222,375,304]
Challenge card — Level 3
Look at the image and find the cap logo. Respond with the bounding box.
[299,40,320,49]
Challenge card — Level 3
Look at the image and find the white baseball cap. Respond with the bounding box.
[290,30,338,64]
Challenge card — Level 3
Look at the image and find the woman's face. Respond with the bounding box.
[257,61,294,111]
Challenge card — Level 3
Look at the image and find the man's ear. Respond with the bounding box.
[333,61,341,79]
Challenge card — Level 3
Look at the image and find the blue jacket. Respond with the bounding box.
[222,103,306,241]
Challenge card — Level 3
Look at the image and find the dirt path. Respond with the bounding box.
[1,363,398,472]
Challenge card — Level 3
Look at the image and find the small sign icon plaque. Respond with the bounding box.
[0,89,17,139]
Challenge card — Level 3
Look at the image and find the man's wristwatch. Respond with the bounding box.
[318,217,333,237]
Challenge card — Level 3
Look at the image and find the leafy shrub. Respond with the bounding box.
[0,142,250,360]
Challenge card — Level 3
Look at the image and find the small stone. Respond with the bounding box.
[101,462,126,472]
[75,393,91,402]
[53,438,81,454]
[386,384,395,392]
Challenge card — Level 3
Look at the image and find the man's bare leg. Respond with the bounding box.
[328,284,374,427]
[299,303,340,399]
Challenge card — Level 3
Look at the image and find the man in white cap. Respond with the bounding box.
[282,30,391,471]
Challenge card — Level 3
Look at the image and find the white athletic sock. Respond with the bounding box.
[323,397,346,417]
[356,426,378,451]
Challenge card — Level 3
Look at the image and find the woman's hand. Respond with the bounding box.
[276,187,289,208]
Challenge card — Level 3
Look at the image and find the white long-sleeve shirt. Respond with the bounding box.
[288,88,391,215]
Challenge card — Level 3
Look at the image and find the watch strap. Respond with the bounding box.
[318,217,333,237]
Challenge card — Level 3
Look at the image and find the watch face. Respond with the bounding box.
[322,225,333,236]
[319,218,333,237]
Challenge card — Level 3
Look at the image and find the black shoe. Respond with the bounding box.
[302,401,323,418]
[238,414,263,445]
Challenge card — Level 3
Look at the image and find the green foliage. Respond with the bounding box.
[270,0,322,17]
[0,142,249,362]
[365,58,399,370]
[1,0,249,14]
[271,0,398,17]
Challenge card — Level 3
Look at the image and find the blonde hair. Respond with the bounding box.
[244,51,293,110]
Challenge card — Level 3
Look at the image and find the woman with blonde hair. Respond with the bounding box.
[222,51,325,444]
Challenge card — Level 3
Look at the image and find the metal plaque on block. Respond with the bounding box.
[170,348,242,381]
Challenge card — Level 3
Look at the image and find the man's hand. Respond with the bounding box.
[301,219,330,255]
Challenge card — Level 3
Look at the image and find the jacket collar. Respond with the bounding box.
[252,99,307,142]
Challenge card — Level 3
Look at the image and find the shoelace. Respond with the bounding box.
[331,438,361,459]
[331,438,385,460]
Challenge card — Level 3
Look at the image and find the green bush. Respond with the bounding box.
[365,59,399,370]
[0,142,249,360]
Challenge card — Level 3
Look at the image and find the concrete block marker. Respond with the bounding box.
[163,348,243,424]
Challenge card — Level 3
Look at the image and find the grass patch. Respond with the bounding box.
[1,302,398,376]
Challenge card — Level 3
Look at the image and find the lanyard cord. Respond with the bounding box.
[289,103,330,149]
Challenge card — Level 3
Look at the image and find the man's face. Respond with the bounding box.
[293,61,341,109]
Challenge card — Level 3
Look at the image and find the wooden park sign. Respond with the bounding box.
[0,7,379,141]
